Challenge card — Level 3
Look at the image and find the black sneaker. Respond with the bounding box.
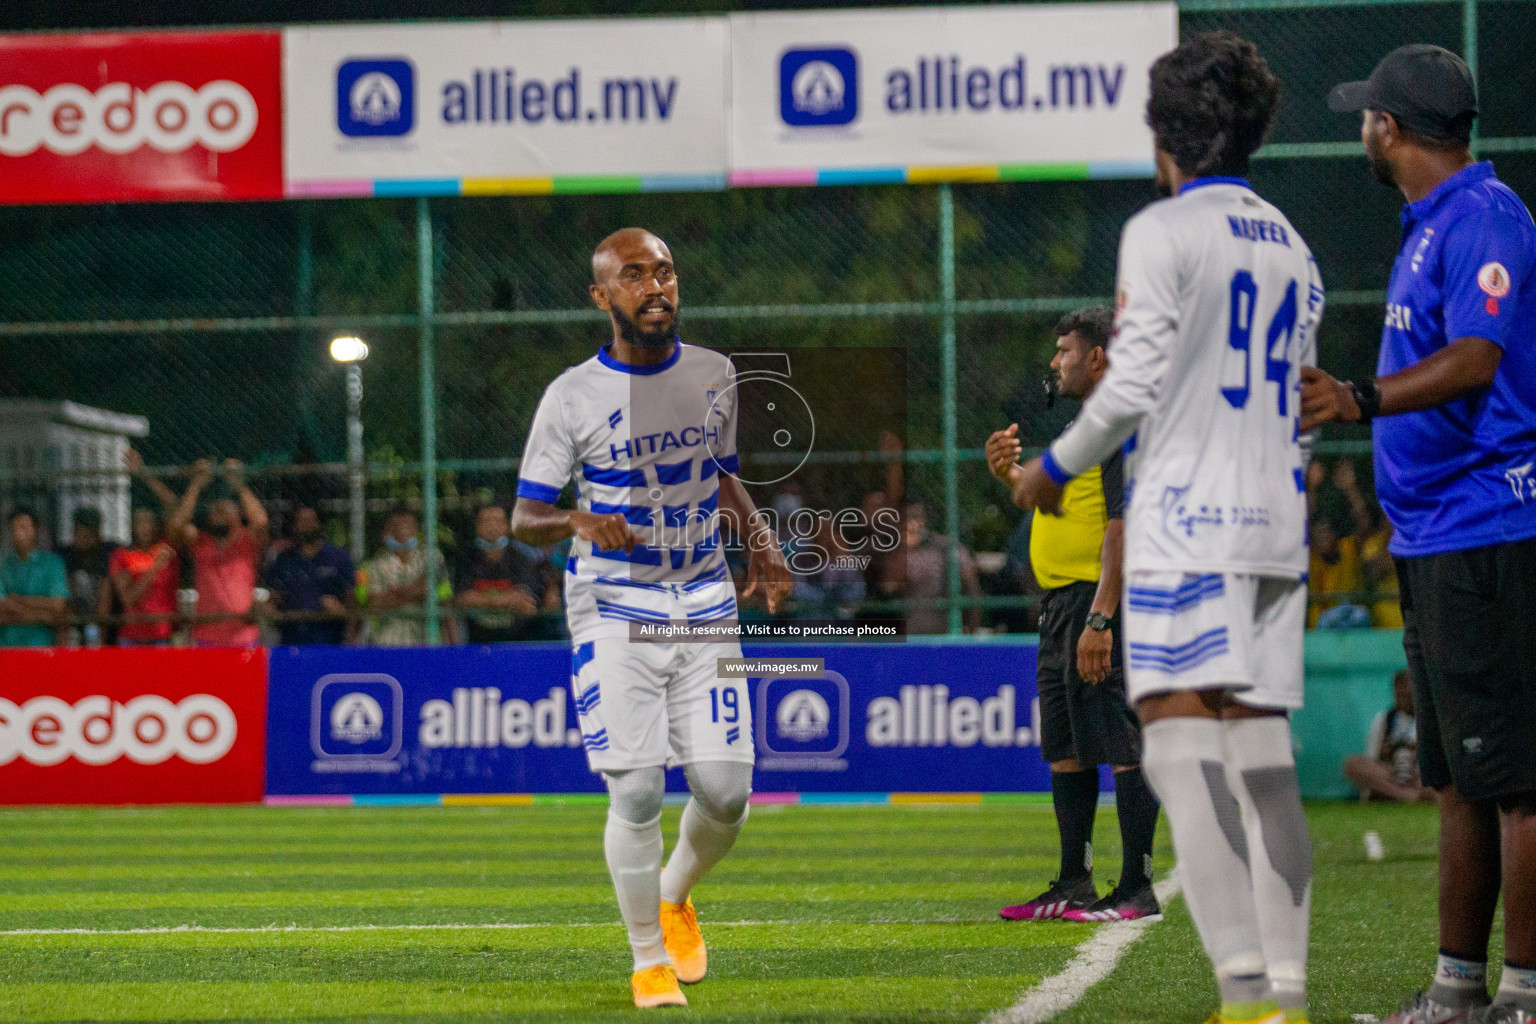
[1062,883,1162,922]
[998,876,1098,921]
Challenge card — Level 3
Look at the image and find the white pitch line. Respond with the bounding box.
[984,873,1182,1024]
[0,917,976,938]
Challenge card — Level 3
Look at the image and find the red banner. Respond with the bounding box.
[0,648,267,804]
[0,31,282,204]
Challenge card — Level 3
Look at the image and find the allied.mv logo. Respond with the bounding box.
[331,692,385,745]
[776,689,830,742]
[779,48,859,127]
[311,673,404,764]
[337,58,415,137]
[757,673,850,771]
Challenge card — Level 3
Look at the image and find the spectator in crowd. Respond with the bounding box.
[59,506,118,645]
[808,513,867,617]
[1307,461,1371,627]
[781,512,867,619]
[770,482,824,619]
[1001,514,1045,633]
[264,504,355,646]
[109,507,180,647]
[862,431,907,599]
[514,538,568,641]
[361,505,451,646]
[453,503,543,643]
[1345,670,1432,803]
[153,456,269,647]
[900,501,981,634]
[724,520,773,624]
[1,506,69,647]
[858,488,905,619]
[1308,514,1365,627]
[1330,459,1374,540]
[1359,515,1404,627]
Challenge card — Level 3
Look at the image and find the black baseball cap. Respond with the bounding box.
[1328,44,1478,141]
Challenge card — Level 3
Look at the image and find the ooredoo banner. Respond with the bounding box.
[729,3,1177,185]
[0,31,283,204]
[264,643,1047,796]
[281,19,729,198]
[0,648,267,804]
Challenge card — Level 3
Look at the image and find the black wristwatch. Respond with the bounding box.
[1085,612,1112,632]
[1348,378,1382,424]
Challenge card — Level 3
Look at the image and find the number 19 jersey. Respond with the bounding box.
[1049,178,1325,578]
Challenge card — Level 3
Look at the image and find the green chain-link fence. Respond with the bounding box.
[2,0,1532,638]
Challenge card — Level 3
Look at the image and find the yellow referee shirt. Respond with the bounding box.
[1029,449,1124,591]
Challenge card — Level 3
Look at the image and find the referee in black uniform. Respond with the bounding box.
[989,306,1161,922]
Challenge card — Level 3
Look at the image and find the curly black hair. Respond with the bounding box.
[1146,31,1282,179]
[1055,305,1115,351]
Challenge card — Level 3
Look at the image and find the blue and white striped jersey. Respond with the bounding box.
[516,341,739,642]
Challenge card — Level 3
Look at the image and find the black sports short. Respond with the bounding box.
[1036,580,1142,767]
[1397,536,1536,802]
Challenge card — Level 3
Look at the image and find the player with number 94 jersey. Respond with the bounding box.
[1013,34,1324,1024]
[1052,182,1324,584]
[1046,175,1324,712]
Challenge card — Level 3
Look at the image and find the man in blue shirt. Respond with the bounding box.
[1304,44,1536,1024]
[264,505,356,645]
[1,506,70,647]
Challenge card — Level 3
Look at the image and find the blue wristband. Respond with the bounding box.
[1040,449,1074,486]
[516,479,562,504]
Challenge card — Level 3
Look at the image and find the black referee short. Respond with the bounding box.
[1037,580,1142,767]
[1397,536,1536,802]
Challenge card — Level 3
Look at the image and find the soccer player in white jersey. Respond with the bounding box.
[1007,34,1323,1024]
[511,228,792,1008]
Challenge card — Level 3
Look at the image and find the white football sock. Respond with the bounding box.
[661,761,752,905]
[1141,717,1271,1007]
[1495,962,1536,1012]
[1224,716,1312,1012]
[1430,953,1489,1008]
[603,767,669,971]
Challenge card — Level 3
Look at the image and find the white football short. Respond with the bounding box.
[1122,571,1306,710]
[571,637,756,773]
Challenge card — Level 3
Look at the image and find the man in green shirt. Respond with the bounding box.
[2,507,69,647]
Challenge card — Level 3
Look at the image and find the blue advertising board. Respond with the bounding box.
[265,642,1048,796]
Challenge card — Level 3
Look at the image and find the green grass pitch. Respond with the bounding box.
[0,799,1462,1023]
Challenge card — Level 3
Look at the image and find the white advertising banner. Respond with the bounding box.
[282,18,729,197]
[729,3,1178,185]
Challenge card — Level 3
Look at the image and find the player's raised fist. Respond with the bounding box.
[571,510,644,553]
[985,424,1023,483]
